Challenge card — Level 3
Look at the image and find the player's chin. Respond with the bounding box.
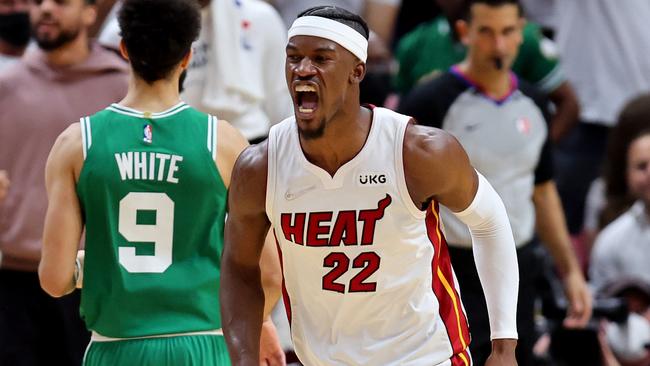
[296,120,325,140]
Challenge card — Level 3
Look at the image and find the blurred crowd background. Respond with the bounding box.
[1,0,650,365]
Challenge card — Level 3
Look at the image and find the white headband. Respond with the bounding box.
[288,16,368,63]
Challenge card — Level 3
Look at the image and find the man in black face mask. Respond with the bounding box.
[0,0,31,69]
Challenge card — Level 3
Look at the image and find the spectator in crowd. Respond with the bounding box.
[590,113,650,366]
[395,0,579,143]
[581,95,650,266]
[398,1,591,365]
[0,0,31,69]
[183,0,291,143]
[553,0,650,235]
[0,0,128,364]
[590,111,650,294]
[99,0,292,143]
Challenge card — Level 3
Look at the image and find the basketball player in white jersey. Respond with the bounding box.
[221,6,519,366]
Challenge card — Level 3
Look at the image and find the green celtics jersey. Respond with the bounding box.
[76,102,227,338]
[395,16,564,94]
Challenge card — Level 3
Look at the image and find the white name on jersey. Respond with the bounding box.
[114,152,183,184]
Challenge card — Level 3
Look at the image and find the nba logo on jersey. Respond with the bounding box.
[516,117,531,135]
[143,124,153,144]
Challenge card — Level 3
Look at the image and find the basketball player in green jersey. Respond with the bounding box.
[37,0,285,365]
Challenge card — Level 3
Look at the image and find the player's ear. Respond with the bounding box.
[81,2,98,28]
[350,60,366,84]
[119,40,129,61]
[180,49,193,70]
[456,19,470,46]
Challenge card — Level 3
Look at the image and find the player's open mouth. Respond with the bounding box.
[295,84,319,116]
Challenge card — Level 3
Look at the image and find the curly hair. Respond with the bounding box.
[118,0,201,83]
[296,5,370,40]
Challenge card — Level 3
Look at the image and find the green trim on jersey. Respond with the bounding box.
[77,104,227,338]
[394,16,564,94]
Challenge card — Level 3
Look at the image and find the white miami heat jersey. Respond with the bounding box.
[266,107,472,366]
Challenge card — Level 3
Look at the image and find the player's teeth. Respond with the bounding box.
[298,107,314,113]
[295,85,316,92]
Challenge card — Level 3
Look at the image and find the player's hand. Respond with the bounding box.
[0,170,10,203]
[485,339,517,366]
[562,268,592,328]
[259,318,285,366]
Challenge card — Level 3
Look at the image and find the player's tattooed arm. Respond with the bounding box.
[40,123,84,297]
[221,141,271,366]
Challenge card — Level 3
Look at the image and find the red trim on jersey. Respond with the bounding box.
[451,348,472,366]
[425,201,471,360]
[273,229,292,325]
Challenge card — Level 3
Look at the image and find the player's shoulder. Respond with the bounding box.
[58,122,83,143]
[404,123,464,162]
[236,139,268,171]
[228,139,269,201]
[217,119,248,156]
[51,122,84,160]
[402,123,471,203]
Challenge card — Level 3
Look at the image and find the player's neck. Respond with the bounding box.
[300,106,372,177]
[457,61,512,100]
[43,32,90,67]
[119,74,182,113]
